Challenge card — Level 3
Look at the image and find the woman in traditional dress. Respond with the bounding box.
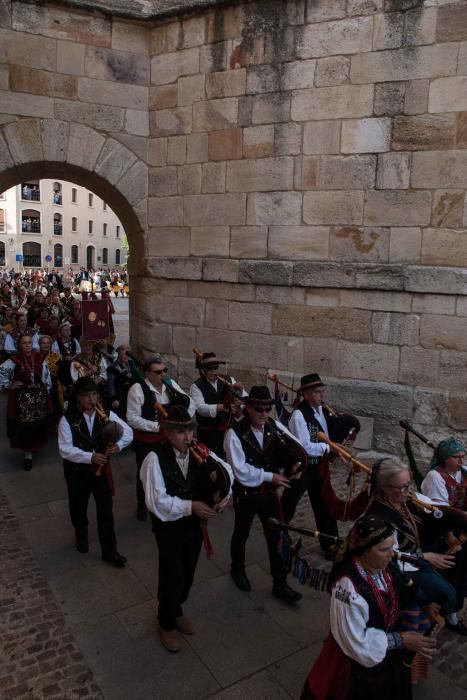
[0,332,52,470]
[421,438,467,634]
[301,515,436,700]
[366,459,465,634]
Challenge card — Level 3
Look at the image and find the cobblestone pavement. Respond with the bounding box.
[0,489,103,699]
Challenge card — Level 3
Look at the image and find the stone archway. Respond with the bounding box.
[0,117,148,347]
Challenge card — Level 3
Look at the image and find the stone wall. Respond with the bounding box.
[141,0,467,461]
[0,0,466,461]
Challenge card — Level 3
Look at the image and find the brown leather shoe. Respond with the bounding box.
[159,627,181,652]
[176,615,194,635]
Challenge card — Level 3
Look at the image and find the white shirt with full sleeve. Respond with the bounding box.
[140,447,233,522]
[58,410,133,464]
[288,407,330,458]
[330,576,389,668]
[5,332,40,353]
[70,355,108,383]
[224,419,301,488]
[0,357,52,391]
[421,468,464,506]
[189,376,248,417]
[126,378,195,434]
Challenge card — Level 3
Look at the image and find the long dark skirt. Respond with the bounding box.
[7,384,50,451]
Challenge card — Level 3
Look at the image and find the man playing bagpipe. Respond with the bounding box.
[189,351,247,458]
[58,377,133,567]
[224,385,304,602]
[126,355,195,521]
[140,405,232,652]
[285,373,360,558]
[106,344,142,419]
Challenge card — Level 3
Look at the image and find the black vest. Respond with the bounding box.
[63,403,109,468]
[294,400,326,465]
[155,442,198,500]
[232,416,281,475]
[139,380,190,423]
[56,337,78,359]
[194,377,230,430]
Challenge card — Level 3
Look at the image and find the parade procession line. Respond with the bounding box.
[1,387,467,699]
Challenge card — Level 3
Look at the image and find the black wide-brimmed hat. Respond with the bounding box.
[246,385,274,408]
[73,377,98,395]
[161,405,194,430]
[196,352,226,369]
[300,373,325,392]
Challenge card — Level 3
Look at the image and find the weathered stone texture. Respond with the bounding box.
[298,17,373,58]
[292,84,374,121]
[320,155,376,190]
[392,115,457,151]
[364,191,432,226]
[304,191,364,225]
[269,226,329,260]
[243,124,274,158]
[421,229,467,266]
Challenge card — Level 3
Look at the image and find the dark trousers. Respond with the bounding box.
[281,469,338,551]
[134,442,157,509]
[64,464,117,556]
[151,515,203,631]
[231,488,286,585]
[197,426,226,460]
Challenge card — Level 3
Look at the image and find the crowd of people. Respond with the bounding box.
[0,271,466,697]
[0,266,129,299]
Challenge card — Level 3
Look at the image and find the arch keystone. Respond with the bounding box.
[67,122,106,172]
[41,119,70,163]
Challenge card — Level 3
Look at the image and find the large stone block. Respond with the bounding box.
[186,132,208,163]
[372,312,420,346]
[275,123,303,155]
[190,226,230,256]
[145,256,202,281]
[303,120,340,154]
[149,166,177,196]
[297,17,372,58]
[429,77,467,114]
[167,135,186,164]
[205,5,242,42]
[432,190,467,228]
[12,2,111,46]
[392,114,457,151]
[230,226,268,258]
[199,40,230,74]
[94,137,137,185]
[421,228,467,266]
[125,108,149,137]
[148,196,183,227]
[399,348,440,387]
[413,387,448,427]
[209,128,243,161]
[292,84,374,121]
[302,337,338,375]
[57,41,85,76]
[319,155,376,189]
[85,46,149,85]
[202,258,239,282]
[350,45,458,83]
[246,65,280,95]
[404,79,429,116]
[148,137,167,166]
[243,125,274,158]
[315,56,350,87]
[257,285,305,305]
[294,155,319,190]
[202,161,226,193]
[436,3,467,42]
[67,122,106,171]
[41,118,69,162]
[420,314,467,351]
[239,261,293,286]
[348,0,383,15]
[4,118,43,163]
[272,306,372,342]
[227,156,294,192]
[156,296,205,327]
[166,16,205,51]
[78,77,147,110]
[0,27,56,70]
[188,280,255,302]
[281,60,316,90]
[184,193,246,226]
[324,377,413,421]
[173,325,197,356]
[448,395,467,430]
[458,112,467,150]
[252,92,291,124]
[0,89,53,118]
[228,302,273,334]
[193,98,238,131]
[146,227,190,257]
[412,293,455,315]
[293,261,356,288]
[112,20,149,55]
[374,82,405,116]
[404,7,437,46]
[439,350,467,391]
[195,327,288,370]
[355,264,405,291]
[341,118,391,153]
[178,74,205,106]
[247,191,302,225]
[150,84,177,110]
[389,227,421,263]
[150,106,192,137]
[364,191,431,226]
[151,48,199,85]
[406,266,467,295]
[303,191,364,225]
[305,289,341,308]
[336,340,400,382]
[269,226,329,260]
[373,12,404,50]
[411,151,467,189]
[330,226,389,263]
[376,153,410,189]
[339,289,412,312]
[205,69,246,98]
[178,163,202,195]
[205,299,229,329]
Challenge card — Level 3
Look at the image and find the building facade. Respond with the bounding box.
[0,179,127,271]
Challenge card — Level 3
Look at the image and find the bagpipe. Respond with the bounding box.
[266,418,308,480]
[399,420,467,554]
[189,440,231,507]
[192,346,245,423]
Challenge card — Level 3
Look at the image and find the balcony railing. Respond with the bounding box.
[21,186,40,201]
[22,219,41,233]
[54,224,63,235]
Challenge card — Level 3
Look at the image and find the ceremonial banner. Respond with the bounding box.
[81,299,110,340]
